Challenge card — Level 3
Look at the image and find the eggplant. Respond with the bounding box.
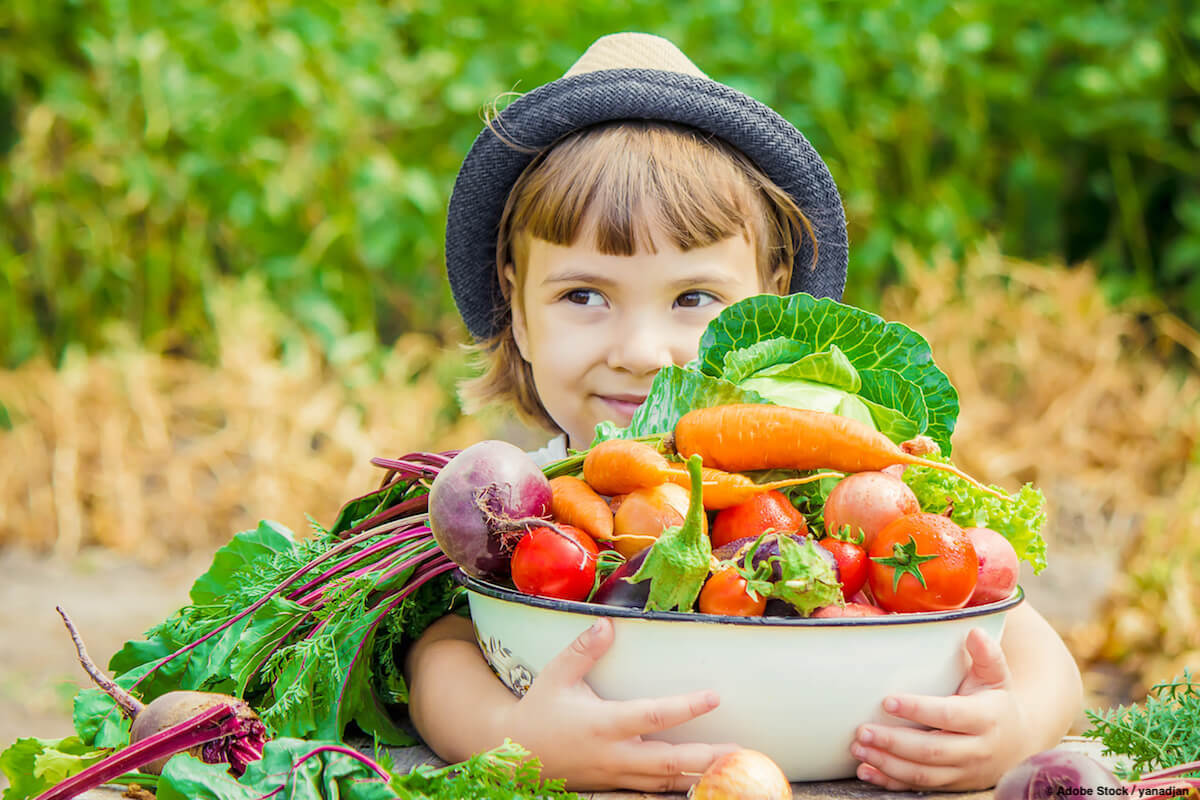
[713,533,837,582]
[590,549,651,609]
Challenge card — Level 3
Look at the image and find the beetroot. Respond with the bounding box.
[51,607,268,784]
[428,440,553,580]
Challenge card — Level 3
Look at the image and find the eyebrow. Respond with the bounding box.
[542,270,746,289]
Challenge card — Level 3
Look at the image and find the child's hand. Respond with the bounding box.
[502,617,740,792]
[850,628,1032,791]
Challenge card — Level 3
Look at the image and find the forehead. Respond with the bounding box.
[521,225,760,289]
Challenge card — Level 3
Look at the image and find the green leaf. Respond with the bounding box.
[589,366,770,445]
[190,521,297,605]
[719,337,814,383]
[72,688,131,749]
[1,736,107,800]
[157,739,399,800]
[763,535,844,616]
[858,368,930,437]
[744,345,861,392]
[698,294,959,453]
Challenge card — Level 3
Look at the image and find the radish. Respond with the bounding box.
[428,440,554,580]
[40,607,268,800]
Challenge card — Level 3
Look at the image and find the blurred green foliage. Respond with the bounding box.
[1,1,1197,367]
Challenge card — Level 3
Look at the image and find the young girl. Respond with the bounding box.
[406,33,1083,793]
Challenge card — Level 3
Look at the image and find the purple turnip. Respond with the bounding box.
[428,440,554,580]
[994,749,1123,800]
[51,607,268,784]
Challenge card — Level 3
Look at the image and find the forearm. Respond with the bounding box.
[1002,602,1084,754]
[404,614,518,763]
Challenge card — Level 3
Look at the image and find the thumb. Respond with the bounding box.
[536,617,614,689]
[961,627,1011,691]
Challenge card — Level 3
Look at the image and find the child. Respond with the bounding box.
[405,33,1082,793]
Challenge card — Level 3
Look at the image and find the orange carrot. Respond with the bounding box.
[663,466,841,510]
[549,475,614,541]
[673,404,1007,500]
[582,439,695,496]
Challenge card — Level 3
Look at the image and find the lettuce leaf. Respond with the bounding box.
[697,294,959,453]
[902,458,1048,573]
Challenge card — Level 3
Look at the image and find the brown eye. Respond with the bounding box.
[565,289,604,306]
[675,291,717,309]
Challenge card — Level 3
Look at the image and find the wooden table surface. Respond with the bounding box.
[77,736,1111,799]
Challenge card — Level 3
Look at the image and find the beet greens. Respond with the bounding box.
[72,451,465,750]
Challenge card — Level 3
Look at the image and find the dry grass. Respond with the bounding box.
[880,242,1200,697]
[0,278,487,562]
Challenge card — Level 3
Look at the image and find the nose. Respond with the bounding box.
[605,313,676,375]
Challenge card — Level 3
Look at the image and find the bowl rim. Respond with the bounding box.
[455,569,1024,626]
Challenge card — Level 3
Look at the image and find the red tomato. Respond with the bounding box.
[711,490,807,549]
[867,513,978,613]
[698,567,767,617]
[511,524,599,601]
[817,536,868,600]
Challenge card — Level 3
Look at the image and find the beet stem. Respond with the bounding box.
[285,528,429,601]
[56,605,145,719]
[1138,760,1200,781]
[335,494,429,540]
[288,744,391,780]
[293,540,427,607]
[34,704,240,800]
[132,525,392,691]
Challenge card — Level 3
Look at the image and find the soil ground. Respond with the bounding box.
[0,544,1122,791]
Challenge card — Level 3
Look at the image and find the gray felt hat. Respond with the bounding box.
[445,32,849,342]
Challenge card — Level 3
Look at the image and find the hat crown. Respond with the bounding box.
[563,32,708,79]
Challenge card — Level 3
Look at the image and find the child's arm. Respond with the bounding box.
[850,601,1083,791]
[405,613,738,792]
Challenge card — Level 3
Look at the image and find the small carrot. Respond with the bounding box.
[664,466,841,510]
[582,439,697,496]
[673,404,1007,500]
[549,475,614,541]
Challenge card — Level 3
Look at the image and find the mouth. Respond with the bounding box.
[597,394,648,419]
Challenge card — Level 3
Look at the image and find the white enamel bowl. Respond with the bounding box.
[458,571,1023,782]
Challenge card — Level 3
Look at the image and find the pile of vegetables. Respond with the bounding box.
[436,294,1049,619]
[1,293,1052,797]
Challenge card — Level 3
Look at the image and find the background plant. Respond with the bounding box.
[2,0,1197,367]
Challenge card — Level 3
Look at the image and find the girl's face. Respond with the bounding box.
[508,224,767,450]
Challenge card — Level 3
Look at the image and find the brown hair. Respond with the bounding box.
[458,119,816,434]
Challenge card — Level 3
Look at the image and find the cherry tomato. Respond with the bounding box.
[510,524,599,601]
[867,513,978,613]
[817,535,868,600]
[711,490,807,549]
[698,567,767,617]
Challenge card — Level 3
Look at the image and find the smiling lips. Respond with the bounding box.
[598,394,648,418]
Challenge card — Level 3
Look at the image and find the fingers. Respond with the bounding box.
[963,627,1012,689]
[852,740,964,791]
[854,723,983,768]
[878,691,997,734]
[608,690,721,739]
[618,741,741,794]
[536,618,614,688]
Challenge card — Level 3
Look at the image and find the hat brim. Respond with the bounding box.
[445,68,849,342]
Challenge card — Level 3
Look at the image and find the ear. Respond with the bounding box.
[504,262,531,361]
[768,264,790,294]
